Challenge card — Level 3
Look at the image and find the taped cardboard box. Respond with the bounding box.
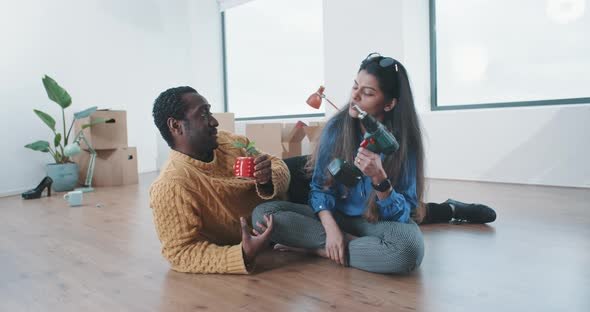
[74,110,128,150]
[304,121,326,154]
[245,123,282,157]
[281,122,307,158]
[74,147,138,187]
[212,112,235,133]
[245,122,307,159]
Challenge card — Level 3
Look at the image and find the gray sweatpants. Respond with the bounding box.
[252,201,424,274]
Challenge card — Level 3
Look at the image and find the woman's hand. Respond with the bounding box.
[318,210,348,266]
[355,147,387,181]
[325,225,348,266]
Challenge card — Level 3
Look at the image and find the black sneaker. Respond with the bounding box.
[445,198,497,224]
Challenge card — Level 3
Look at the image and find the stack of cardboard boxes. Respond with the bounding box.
[214,112,326,159]
[73,110,138,187]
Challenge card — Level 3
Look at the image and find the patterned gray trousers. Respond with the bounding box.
[252,201,424,274]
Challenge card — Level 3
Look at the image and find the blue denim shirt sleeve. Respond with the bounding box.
[309,120,338,213]
[375,152,418,222]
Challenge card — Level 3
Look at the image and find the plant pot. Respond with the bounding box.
[234,157,255,179]
[46,163,79,192]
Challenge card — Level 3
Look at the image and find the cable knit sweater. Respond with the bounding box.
[149,131,290,274]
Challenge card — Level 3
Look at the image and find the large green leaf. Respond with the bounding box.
[34,109,56,131]
[54,133,62,147]
[42,75,72,108]
[81,117,113,129]
[25,140,50,152]
[74,106,98,119]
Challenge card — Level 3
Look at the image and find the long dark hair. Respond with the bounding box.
[307,55,425,223]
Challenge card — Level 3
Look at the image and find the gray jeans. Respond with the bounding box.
[252,201,424,274]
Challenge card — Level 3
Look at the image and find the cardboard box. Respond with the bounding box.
[281,122,307,158]
[245,123,283,157]
[74,110,128,150]
[304,121,326,153]
[245,122,307,158]
[74,147,138,187]
[212,112,235,133]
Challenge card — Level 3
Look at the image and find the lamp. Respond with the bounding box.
[306,86,339,111]
[64,130,96,193]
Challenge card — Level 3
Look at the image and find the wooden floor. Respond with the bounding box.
[1,173,588,312]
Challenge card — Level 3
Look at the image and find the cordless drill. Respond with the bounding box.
[328,105,399,187]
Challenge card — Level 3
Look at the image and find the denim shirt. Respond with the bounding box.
[309,119,417,223]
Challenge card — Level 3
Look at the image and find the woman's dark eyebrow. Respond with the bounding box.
[354,80,376,91]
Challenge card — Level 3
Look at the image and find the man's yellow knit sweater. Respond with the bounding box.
[149,131,290,274]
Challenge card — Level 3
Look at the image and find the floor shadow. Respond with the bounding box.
[420,223,497,236]
[254,249,320,273]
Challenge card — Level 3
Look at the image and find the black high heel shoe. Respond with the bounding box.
[22,176,53,199]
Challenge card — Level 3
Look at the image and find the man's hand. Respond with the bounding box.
[253,154,272,185]
[241,215,274,264]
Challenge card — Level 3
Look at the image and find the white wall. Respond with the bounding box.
[188,0,225,111]
[323,0,405,117]
[149,0,589,188]
[323,0,590,188]
[155,0,225,170]
[0,0,221,196]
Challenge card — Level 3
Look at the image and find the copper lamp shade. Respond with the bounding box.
[306,86,338,110]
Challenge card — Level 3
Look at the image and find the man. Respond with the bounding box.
[150,86,290,274]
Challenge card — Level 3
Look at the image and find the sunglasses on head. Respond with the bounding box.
[363,52,399,72]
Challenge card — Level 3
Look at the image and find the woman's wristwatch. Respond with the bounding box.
[371,178,392,192]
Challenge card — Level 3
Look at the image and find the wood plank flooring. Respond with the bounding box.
[1,173,588,311]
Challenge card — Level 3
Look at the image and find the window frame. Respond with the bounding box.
[429,0,590,111]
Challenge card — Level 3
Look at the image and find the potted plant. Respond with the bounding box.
[232,141,259,179]
[24,75,110,192]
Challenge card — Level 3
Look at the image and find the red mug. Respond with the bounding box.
[234,157,255,179]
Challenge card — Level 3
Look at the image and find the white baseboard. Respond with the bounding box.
[0,188,27,198]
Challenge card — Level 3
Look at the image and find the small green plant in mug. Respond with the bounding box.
[232,141,260,157]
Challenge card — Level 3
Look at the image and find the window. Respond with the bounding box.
[223,0,324,119]
[430,0,590,110]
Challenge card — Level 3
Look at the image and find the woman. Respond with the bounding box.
[320,52,425,268]
[253,53,424,274]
